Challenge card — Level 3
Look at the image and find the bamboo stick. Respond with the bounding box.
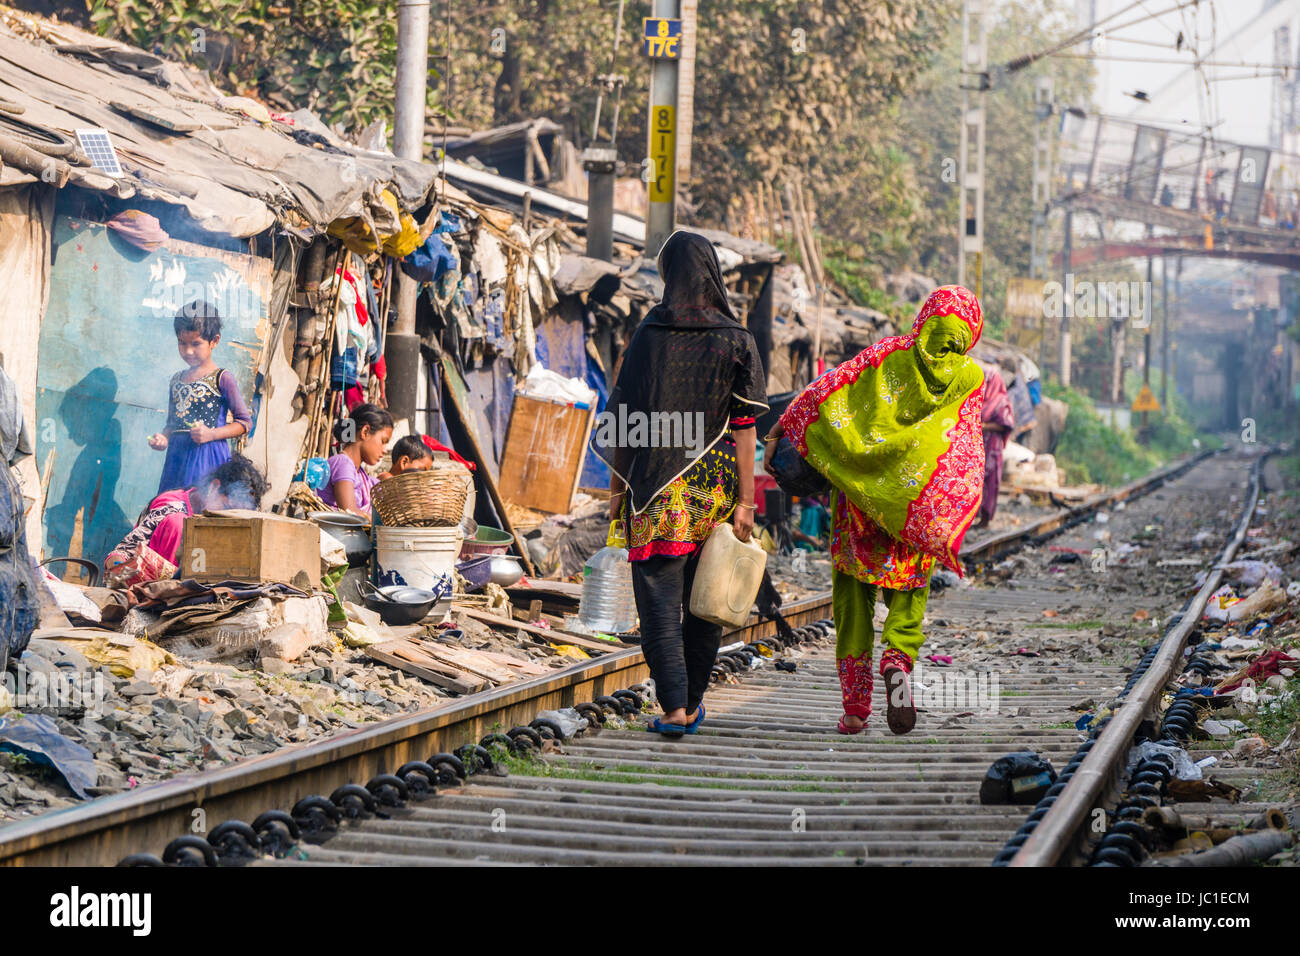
[784,181,816,281]
[302,246,346,464]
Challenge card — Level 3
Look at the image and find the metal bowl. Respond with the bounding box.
[361,583,439,626]
[486,554,524,587]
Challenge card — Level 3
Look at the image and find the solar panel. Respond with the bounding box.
[75,128,123,178]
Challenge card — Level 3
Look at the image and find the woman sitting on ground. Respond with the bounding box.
[321,403,393,517]
[105,454,269,579]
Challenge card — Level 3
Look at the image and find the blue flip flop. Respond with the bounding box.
[648,717,686,738]
[683,704,706,734]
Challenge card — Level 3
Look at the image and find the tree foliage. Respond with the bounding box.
[72,0,1098,330]
[892,0,1095,324]
[80,0,952,228]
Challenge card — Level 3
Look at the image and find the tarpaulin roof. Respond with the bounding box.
[0,11,439,237]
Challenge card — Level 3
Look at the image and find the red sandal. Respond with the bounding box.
[836,716,866,735]
[880,649,917,735]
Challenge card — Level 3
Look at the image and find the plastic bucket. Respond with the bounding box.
[374,526,463,594]
[459,525,513,559]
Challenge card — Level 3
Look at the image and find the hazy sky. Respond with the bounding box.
[1077,0,1290,146]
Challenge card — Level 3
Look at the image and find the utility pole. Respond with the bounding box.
[1031,76,1053,371]
[958,0,989,297]
[1141,254,1153,436]
[1059,208,1072,387]
[583,0,626,262]
[388,0,431,428]
[677,0,698,184]
[645,0,683,256]
[1160,254,1170,410]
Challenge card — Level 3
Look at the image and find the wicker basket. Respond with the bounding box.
[373,461,472,527]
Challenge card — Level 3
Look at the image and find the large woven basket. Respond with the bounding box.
[373,461,472,527]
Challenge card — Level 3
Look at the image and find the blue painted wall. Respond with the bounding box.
[37,218,268,565]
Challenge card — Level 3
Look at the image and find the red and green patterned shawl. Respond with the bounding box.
[779,286,986,574]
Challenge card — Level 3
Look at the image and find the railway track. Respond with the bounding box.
[0,449,1278,867]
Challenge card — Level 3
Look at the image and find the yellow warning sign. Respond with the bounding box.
[649,104,676,203]
[1131,383,1161,413]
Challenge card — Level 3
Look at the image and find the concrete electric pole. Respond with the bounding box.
[958,0,989,298]
[645,0,682,256]
[388,0,431,428]
[1031,76,1053,373]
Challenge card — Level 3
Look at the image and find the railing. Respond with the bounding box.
[1056,112,1300,232]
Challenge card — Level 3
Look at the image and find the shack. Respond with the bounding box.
[0,9,807,580]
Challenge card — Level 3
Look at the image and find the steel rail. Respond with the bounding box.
[1010,453,1263,866]
[963,448,1217,567]
[0,450,1232,867]
[0,595,832,866]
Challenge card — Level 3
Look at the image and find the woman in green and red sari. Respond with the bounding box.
[764,286,985,735]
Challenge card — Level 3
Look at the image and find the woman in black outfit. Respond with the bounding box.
[598,231,768,737]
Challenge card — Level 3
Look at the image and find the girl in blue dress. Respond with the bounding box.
[148,301,253,494]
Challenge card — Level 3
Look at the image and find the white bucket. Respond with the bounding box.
[374,526,463,595]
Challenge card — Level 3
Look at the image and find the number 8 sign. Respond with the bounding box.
[642,17,682,60]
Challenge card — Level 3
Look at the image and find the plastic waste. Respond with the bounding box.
[689,522,768,628]
[0,713,96,799]
[37,568,100,623]
[978,752,1057,805]
[535,708,589,738]
[294,457,330,491]
[0,466,39,673]
[1212,559,1285,590]
[1202,718,1249,737]
[578,524,637,635]
[1124,741,1202,781]
[1203,585,1240,622]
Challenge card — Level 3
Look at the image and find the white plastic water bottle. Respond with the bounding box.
[578,522,637,634]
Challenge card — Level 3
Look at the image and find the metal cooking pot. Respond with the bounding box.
[309,511,373,569]
[486,554,524,587]
[359,582,439,626]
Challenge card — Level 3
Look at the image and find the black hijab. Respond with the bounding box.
[596,231,768,514]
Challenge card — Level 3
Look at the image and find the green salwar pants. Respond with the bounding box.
[831,568,929,719]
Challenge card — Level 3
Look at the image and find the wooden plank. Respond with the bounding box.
[497,394,595,514]
[439,353,537,576]
[364,644,484,696]
[508,580,583,602]
[456,646,549,676]
[411,640,519,684]
[460,607,628,653]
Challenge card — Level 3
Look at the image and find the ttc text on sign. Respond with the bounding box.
[643,18,682,59]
